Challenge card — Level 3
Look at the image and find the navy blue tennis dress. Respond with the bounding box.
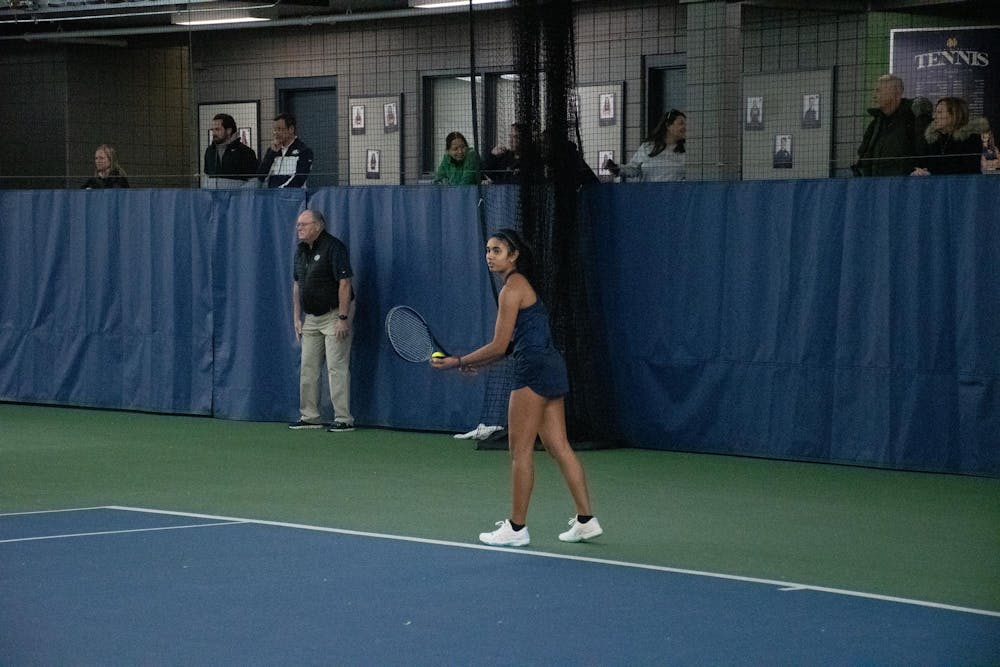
[510,299,570,398]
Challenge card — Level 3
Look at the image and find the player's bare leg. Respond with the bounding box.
[538,397,592,516]
[506,386,546,525]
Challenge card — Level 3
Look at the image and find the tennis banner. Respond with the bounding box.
[890,25,1000,134]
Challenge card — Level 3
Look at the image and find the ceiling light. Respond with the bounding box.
[409,0,509,8]
[171,14,270,26]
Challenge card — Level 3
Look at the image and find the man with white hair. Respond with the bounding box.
[854,74,931,176]
[289,209,355,432]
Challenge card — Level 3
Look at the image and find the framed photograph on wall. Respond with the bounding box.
[598,150,614,176]
[383,103,398,133]
[741,69,833,179]
[801,94,820,129]
[351,105,366,135]
[773,134,793,169]
[366,149,381,179]
[349,94,401,185]
[599,92,616,126]
[239,128,252,147]
[746,96,763,130]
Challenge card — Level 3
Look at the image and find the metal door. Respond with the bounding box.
[276,76,338,188]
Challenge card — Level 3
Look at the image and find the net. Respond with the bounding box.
[474,0,619,448]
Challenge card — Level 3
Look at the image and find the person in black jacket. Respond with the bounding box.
[290,209,355,432]
[912,97,986,176]
[82,144,129,189]
[482,122,528,184]
[854,74,931,177]
[203,113,258,187]
[258,113,314,188]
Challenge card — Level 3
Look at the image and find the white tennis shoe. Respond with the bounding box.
[454,424,505,440]
[558,516,603,542]
[479,519,530,547]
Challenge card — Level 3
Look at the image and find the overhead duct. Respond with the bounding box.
[0,2,493,41]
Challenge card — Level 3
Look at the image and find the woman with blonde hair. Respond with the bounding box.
[912,97,986,175]
[83,144,129,189]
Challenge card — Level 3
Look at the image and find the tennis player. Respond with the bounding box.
[430,229,602,547]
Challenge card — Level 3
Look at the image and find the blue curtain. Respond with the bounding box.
[211,189,306,420]
[0,189,215,413]
[582,176,1000,475]
[2,178,997,474]
[306,186,495,430]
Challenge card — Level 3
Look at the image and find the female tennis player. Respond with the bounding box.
[430,229,602,547]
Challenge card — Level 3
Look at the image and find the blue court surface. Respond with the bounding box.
[2,507,998,665]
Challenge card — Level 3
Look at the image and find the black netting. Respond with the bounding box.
[474,0,618,447]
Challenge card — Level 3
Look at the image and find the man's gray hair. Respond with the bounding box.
[304,209,326,228]
[878,74,904,93]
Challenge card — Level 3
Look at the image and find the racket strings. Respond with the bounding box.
[386,308,435,362]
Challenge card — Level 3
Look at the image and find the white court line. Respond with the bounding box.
[99,505,1000,619]
[0,506,111,517]
[0,521,248,544]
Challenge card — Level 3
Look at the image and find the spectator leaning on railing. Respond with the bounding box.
[853,74,931,177]
[912,97,988,176]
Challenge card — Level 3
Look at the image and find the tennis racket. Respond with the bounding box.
[385,305,450,362]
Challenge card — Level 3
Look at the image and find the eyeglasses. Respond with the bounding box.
[296,222,318,228]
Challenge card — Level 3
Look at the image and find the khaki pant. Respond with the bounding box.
[299,308,353,425]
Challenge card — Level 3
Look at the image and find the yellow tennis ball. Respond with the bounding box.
[431,352,446,359]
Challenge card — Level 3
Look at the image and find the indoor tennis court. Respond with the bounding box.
[2,403,998,663]
[3,1,1000,663]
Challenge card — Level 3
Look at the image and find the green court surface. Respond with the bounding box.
[2,402,998,613]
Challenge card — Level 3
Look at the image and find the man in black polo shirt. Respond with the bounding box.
[290,209,355,432]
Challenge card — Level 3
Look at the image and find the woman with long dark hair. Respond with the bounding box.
[431,229,601,547]
[605,109,687,182]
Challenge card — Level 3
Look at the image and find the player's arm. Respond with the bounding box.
[455,279,522,369]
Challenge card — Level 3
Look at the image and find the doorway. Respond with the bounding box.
[276,76,338,188]
[645,55,686,137]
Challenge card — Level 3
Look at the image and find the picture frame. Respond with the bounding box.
[745,96,763,131]
[238,128,252,147]
[383,102,398,133]
[773,134,793,169]
[598,150,614,176]
[801,94,820,129]
[366,149,381,179]
[351,105,366,135]
[599,92,616,126]
[349,94,401,185]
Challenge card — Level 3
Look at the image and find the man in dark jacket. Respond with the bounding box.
[203,113,258,187]
[483,122,527,184]
[854,74,932,177]
[258,113,314,188]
